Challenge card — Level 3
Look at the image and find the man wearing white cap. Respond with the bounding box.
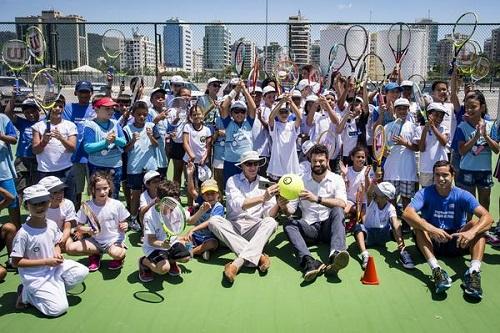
[383,98,419,224]
[208,150,280,284]
[11,184,89,317]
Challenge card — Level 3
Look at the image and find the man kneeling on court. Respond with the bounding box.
[403,160,493,299]
[208,151,280,283]
[281,144,349,282]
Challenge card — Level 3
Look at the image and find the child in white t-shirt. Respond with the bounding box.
[139,170,161,227]
[353,182,414,270]
[415,103,450,187]
[66,172,129,272]
[11,184,88,317]
[138,180,191,282]
[38,176,77,252]
[299,140,315,176]
[266,93,302,180]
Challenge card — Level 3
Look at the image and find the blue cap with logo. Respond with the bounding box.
[75,81,93,92]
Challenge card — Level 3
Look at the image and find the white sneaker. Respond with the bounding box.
[202,250,210,261]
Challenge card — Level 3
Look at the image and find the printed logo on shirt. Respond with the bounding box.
[433,210,454,220]
[33,246,40,252]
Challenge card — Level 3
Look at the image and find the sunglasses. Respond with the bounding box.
[211,84,221,88]
[232,108,246,114]
[279,109,290,114]
[244,161,260,167]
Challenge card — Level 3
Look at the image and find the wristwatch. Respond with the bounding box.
[316,196,322,204]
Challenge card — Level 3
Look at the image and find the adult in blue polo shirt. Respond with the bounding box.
[63,81,95,209]
[403,160,493,300]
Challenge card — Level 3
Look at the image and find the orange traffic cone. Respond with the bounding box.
[361,256,379,285]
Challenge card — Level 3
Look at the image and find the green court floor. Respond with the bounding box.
[0,170,498,332]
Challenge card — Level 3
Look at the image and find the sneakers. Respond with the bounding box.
[302,256,325,282]
[88,254,101,272]
[345,217,356,233]
[258,254,271,273]
[432,267,452,294]
[108,258,124,270]
[485,231,500,247]
[223,262,238,283]
[202,250,211,261]
[168,262,182,276]
[138,257,153,283]
[324,250,350,275]
[129,217,141,232]
[361,254,369,270]
[461,270,483,299]
[399,250,415,269]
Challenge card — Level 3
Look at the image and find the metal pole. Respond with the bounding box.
[154,23,158,77]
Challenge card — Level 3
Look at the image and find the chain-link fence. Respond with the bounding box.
[1,21,499,117]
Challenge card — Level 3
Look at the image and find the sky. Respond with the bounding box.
[1,0,499,23]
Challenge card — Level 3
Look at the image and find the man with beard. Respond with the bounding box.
[281,144,349,282]
[403,160,493,300]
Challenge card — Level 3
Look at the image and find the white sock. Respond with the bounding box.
[469,260,481,273]
[361,250,369,258]
[427,257,439,270]
[233,257,244,269]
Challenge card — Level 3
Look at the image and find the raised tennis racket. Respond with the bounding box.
[80,201,101,234]
[386,118,404,150]
[355,185,363,223]
[372,124,385,178]
[308,64,323,95]
[325,43,347,89]
[248,46,260,91]
[344,25,369,79]
[102,29,126,85]
[25,26,46,64]
[156,197,187,243]
[449,12,478,73]
[233,41,246,79]
[275,56,299,93]
[471,56,490,84]
[1,39,31,96]
[408,74,426,91]
[316,129,337,160]
[456,40,478,76]
[31,68,62,132]
[388,22,411,73]
[411,78,427,123]
[358,53,386,103]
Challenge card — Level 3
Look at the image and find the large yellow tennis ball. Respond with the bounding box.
[278,174,304,200]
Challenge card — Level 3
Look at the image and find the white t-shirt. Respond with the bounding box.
[76,198,130,245]
[32,120,77,172]
[140,190,155,210]
[251,106,271,157]
[310,111,342,159]
[414,124,450,174]
[364,201,397,229]
[11,220,61,286]
[383,120,418,182]
[267,121,300,178]
[47,199,77,231]
[142,206,181,257]
[182,123,211,163]
[345,166,375,204]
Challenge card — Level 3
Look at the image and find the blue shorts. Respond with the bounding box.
[0,178,18,208]
[457,170,494,189]
[354,223,392,247]
[127,173,145,191]
[192,231,218,247]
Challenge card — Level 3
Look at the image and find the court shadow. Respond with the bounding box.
[127,231,142,248]
[126,270,167,304]
[267,230,299,271]
[67,295,82,307]
[482,252,500,265]
[0,291,54,318]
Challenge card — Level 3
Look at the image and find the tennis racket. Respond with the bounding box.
[411,78,427,124]
[156,197,187,243]
[358,53,386,102]
[355,185,363,223]
[388,22,411,73]
[166,96,190,142]
[308,64,323,95]
[455,40,478,76]
[471,56,490,84]
[248,46,260,91]
[325,43,347,90]
[316,129,337,160]
[372,124,385,178]
[25,26,46,64]
[80,201,101,234]
[449,12,478,73]
[408,74,426,91]
[1,39,31,97]
[233,41,246,79]
[344,25,369,79]
[386,118,404,150]
[102,29,126,87]
[31,68,62,132]
[275,58,298,93]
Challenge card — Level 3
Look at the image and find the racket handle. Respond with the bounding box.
[14,78,19,96]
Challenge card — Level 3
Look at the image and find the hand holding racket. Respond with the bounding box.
[156,197,187,246]
[102,29,126,86]
[449,12,478,74]
[80,201,101,235]
[372,124,385,180]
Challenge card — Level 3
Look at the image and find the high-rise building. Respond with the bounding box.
[121,29,155,74]
[413,19,438,71]
[490,27,500,62]
[192,48,203,74]
[203,23,231,72]
[15,10,88,70]
[436,33,469,75]
[484,38,492,59]
[264,42,282,74]
[163,18,192,73]
[310,40,320,67]
[288,11,311,67]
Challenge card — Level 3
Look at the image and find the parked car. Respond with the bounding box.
[161,79,204,98]
[91,82,110,94]
[0,76,33,108]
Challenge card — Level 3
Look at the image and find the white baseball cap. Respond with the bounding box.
[38,176,67,193]
[170,75,185,84]
[291,90,302,98]
[301,140,315,155]
[374,182,396,200]
[297,79,311,91]
[207,77,223,85]
[235,150,266,167]
[305,94,318,103]
[249,86,263,94]
[262,86,276,95]
[427,102,449,115]
[394,98,410,108]
[229,78,240,85]
[23,184,51,203]
[143,170,161,185]
[400,80,413,87]
[230,100,247,111]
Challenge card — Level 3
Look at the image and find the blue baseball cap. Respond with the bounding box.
[75,81,93,92]
[384,82,402,92]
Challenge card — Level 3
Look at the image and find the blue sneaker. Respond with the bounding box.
[432,267,452,294]
[461,270,483,299]
[399,250,415,269]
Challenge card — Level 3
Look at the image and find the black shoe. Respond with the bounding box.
[5,260,16,272]
[461,270,483,299]
[324,250,350,275]
[301,256,325,282]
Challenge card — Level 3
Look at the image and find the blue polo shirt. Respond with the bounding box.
[63,103,95,163]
